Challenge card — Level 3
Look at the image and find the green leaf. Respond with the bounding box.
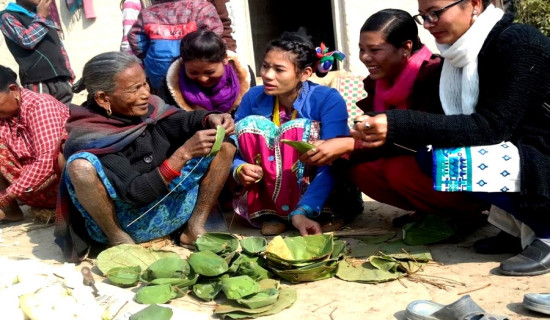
[188,250,229,277]
[150,271,198,288]
[209,125,226,156]
[221,276,260,300]
[349,240,432,261]
[192,279,224,301]
[105,266,141,287]
[97,244,179,275]
[240,237,267,255]
[194,232,239,254]
[214,287,297,319]
[281,139,316,153]
[135,284,176,304]
[335,259,404,283]
[236,288,279,309]
[270,260,338,283]
[141,257,189,281]
[370,255,400,272]
[236,260,272,281]
[402,214,455,245]
[129,304,173,320]
[265,234,334,263]
[356,233,396,244]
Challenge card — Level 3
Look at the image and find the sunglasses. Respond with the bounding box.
[413,0,467,25]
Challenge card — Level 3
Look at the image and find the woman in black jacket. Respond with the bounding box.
[352,0,550,276]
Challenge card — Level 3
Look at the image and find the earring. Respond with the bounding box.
[106,104,112,116]
[472,10,478,21]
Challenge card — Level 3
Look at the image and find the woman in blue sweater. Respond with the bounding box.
[231,32,352,236]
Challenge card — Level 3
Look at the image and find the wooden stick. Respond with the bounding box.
[457,283,491,295]
[329,227,394,237]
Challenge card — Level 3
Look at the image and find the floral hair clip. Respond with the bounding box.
[315,42,346,74]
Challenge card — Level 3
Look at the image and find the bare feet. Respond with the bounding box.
[179,220,206,245]
[107,230,135,246]
[0,208,24,222]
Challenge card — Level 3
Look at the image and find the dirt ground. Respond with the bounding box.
[1,199,549,320]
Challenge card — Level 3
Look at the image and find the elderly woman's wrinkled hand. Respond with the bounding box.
[207,113,235,136]
[179,129,218,160]
[350,114,388,148]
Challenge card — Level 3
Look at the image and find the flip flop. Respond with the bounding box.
[405,295,509,320]
[523,293,550,315]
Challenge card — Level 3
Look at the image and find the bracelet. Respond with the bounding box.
[159,160,181,181]
[233,164,246,181]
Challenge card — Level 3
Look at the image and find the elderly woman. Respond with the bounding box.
[0,65,68,222]
[352,0,550,276]
[54,52,235,260]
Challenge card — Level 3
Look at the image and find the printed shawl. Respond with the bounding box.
[63,95,179,158]
[55,95,179,261]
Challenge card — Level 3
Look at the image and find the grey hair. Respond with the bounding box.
[72,51,141,99]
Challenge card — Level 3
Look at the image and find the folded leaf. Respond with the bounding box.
[195,232,239,254]
[141,257,189,281]
[105,266,141,287]
[221,275,260,300]
[188,250,229,277]
[135,284,176,304]
[281,139,316,153]
[129,304,173,320]
[236,288,279,309]
[240,237,267,255]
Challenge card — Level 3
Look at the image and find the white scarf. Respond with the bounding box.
[437,4,504,115]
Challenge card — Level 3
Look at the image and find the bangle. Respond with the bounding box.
[234,164,245,181]
[159,160,181,181]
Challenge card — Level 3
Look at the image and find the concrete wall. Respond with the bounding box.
[0,0,435,102]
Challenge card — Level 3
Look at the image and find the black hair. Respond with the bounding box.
[264,31,320,75]
[0,65,17,92]
[179,29,226,63]
[360,9,422,52]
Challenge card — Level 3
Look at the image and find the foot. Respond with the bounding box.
[473,231,522,254]
[108,231,135,246]
[180,223,206,245]
[499,239,550,276]
[0,208,24,222]
[261,219,288,236]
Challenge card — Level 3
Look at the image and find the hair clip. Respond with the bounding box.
[315,42,346,74]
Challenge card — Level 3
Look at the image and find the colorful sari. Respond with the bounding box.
[64,152,211,243]
[233,116,321,223]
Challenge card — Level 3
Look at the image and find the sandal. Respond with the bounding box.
[405,295,509,320]
[523,293,550,315]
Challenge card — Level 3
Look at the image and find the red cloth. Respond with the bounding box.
[0,89,68,198]
[349,155,484,216]
[0,138,59,208]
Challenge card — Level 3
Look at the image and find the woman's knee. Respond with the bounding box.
[67,159,98,183]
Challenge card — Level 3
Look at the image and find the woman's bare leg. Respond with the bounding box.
[180,142,236,244]
[67,159,134,245]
